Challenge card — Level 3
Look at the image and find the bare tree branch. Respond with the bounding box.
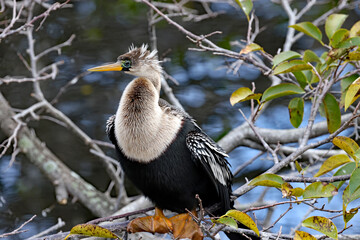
[0,93,116,216]
[0,215,36,238]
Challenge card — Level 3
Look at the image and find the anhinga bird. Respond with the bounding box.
[88,45,252,240]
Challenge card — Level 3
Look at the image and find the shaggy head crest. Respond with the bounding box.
[128,44,158,60]
[112,44,163,85]
[118,44,159,64]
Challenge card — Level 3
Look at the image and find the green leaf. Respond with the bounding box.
[291,187,304,198]
[261,83,305,102]
[294,230,317,240]
[349,167,360,195]
[273,51,302,67]
[281,182,304,198]
[249,173,284,188]
[224,210,260,236]
[348,51,360,61]
[295,160,303,173]
[234,0,253,21]
[304,70,314,83]
[332,162,356,189]
[315,61,327,75]
[288,97,304,128]
[230,87,261,106]
[343,207,358,226]
[337,36,360,49]
[310,70,320,83]
[230,87,252,106]
[325,14,348,40]
[355,149,360,160]
[293,71,308,89]
[273,60,312,75]
[303,182,338,199]
[240,43,263,54]
[330,29,349,48]
[328,162,356,203]
[64,224,119,240]
[320,51,328,60]
[343,185,360,205]
[213,216,238,229]
[323,93,341,134]
[303,50,320,63]
[290,22,323,45]
[344,77,360,111]
[349,21,360,38]
[314,154,351,177]
[341,74,358,92]
[302,216,338,239]
[281,182,293,198]
[328,48,349,61]
[332,136,360,160]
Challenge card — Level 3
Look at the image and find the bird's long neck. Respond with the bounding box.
[114,76,182,163]
[144,69,162,94]
[117,77,160,131]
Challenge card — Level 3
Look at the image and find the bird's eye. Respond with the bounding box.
[122,60,131,69]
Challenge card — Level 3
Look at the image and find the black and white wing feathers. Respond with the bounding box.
[106,114,116,145]
[158,98,233,193]
[160,94,235,211]
[186,129,233,211]
[186,130,232,187]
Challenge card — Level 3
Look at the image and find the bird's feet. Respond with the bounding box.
[127,207,173,234]
[170,212,204,240]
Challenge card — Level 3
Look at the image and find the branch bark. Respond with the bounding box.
[218,113,355,153]
[0,92,116,217]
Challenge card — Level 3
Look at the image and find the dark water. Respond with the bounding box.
[1,0,360,239]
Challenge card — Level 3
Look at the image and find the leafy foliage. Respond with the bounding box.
[290,22,324,45]
[302,216,337,239]
[234,0,253,21]
[236,13,360,239]
[288,97,304,128]
[249,173,285,188]
[215,210,260,236]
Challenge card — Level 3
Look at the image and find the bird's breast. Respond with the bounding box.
[114,105,183,163]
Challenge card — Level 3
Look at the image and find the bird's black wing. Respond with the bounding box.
[158,98,233,211]
[186,129,233,211]
[106,115,117,145]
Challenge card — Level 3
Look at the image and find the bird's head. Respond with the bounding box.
[88,44,162,79]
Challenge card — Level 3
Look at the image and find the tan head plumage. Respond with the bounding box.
[118,44,162,76]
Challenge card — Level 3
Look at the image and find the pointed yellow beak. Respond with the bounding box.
[88,62,123,72]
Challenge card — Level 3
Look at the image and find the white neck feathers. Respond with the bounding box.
[114,77,182,163]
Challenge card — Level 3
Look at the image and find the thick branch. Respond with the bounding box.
[0,92,115,217]
[219,113,355,153]
[282,174,351,183]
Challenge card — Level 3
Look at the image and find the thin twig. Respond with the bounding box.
[262,204,292,231]
[27,218,65,239]
[238,108,279,163]
[0,215,36,238]
[87,206,155,225]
